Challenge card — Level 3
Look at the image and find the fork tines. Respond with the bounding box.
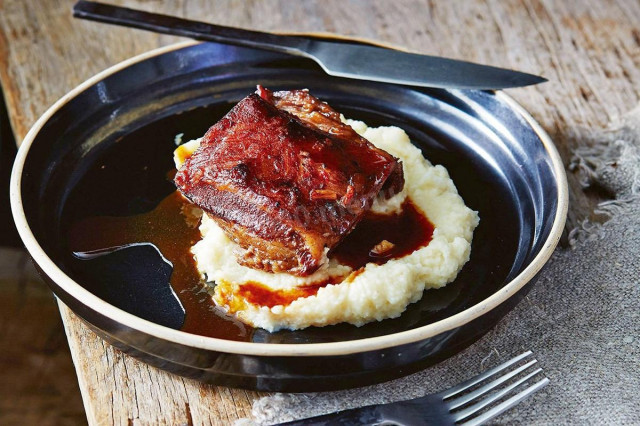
[440,351,549,425]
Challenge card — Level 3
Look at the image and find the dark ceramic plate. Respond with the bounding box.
[11,41,567,392]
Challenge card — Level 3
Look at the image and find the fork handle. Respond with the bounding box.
[275,395,451,426]
[276,405,383,425]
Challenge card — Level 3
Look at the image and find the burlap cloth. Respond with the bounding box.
[244,107,640,425]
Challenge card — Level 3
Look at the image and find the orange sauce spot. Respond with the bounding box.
[238,278,342,308]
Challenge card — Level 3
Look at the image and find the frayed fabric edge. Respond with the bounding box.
[567,110,640,246]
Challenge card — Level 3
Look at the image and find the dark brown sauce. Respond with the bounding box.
[330,199,434,269]
[68,190,432,337]
[68,190,252,341]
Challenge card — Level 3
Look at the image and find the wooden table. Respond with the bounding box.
[1,0,639,423]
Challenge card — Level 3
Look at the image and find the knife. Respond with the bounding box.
[73,0,546,90]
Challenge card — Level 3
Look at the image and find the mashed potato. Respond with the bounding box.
[175,119,479,331]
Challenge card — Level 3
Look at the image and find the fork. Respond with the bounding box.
[277,351,549,425]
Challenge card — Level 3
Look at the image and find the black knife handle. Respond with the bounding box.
[73,1,310,55]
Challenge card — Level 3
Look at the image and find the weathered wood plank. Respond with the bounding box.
[60,302,265,425]
[0,249,86,426]
[2,0,639,423]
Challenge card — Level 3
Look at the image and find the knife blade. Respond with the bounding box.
[73,0,546,90]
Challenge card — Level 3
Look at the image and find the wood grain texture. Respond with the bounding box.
[1,0,639,423]
[60,301,263,425]
[0,248,85,426]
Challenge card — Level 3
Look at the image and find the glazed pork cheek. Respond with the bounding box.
[174,92,404,276]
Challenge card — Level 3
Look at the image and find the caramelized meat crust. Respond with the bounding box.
[175,87,404,276]
[259,86,404,197]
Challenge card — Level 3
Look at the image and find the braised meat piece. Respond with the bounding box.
[175,87,404,276]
